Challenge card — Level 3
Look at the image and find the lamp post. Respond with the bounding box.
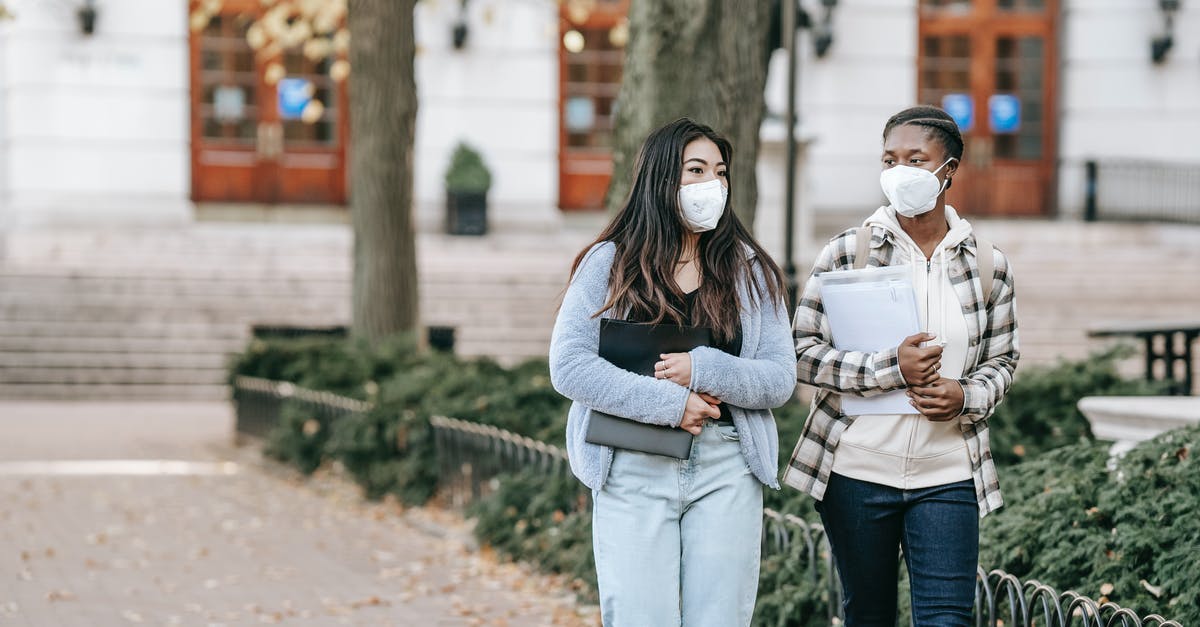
[1151,0,1179,64]
[781,0,837,306]
[451,0,469,50]
[783,0,800,307]
[77,0,97,36]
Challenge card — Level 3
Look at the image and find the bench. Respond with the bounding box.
[1087,321,1200,396]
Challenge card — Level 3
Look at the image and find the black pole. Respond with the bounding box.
[783,0,799,308]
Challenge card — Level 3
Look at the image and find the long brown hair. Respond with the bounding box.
[568,118,785,343]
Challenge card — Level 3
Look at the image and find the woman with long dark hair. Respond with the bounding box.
[785,105,1020,625]
[549,118,797,626]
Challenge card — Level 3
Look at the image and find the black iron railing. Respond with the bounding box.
[428,414,1184,627]
[972,569,1182,627]
[232,375,371,439]
[233,378,1183,626]
[429,415,571,506]
[1084,159,1200,224]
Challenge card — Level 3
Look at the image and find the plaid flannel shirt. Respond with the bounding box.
[782,226,1020,517]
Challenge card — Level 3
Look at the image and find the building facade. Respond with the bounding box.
[0,0,1196,246]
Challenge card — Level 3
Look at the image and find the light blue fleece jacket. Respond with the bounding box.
[549,241,798,491]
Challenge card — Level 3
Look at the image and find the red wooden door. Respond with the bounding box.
[190,1,348,205]
[919,0,1057,217]
[558,1,629,211]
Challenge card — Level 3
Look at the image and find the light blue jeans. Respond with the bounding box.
[592,421,763,627]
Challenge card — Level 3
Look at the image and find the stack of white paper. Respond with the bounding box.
[817,266,920,415]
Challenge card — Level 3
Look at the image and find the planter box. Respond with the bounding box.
[446,191,487,236]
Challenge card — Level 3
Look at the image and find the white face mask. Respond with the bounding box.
[880,158,957,218]
[678,178,728,232]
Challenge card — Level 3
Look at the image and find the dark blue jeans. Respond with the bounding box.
[816,473,978,626]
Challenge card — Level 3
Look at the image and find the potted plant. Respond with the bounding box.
[444,142,491,236]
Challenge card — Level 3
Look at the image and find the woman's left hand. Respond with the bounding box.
[906,378,965,421]
[655,352,693,388]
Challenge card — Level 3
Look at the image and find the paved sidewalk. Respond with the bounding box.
[0,402,599,626]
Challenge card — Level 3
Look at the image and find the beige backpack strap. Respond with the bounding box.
[853,227,870,270]
[975,234,995,306]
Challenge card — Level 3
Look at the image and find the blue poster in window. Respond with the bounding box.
[941,93,973,132]
[989,94,1021,133]
[278,78,313,120]
[564,97,595,132]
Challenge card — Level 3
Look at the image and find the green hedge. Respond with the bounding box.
[232,336,573,504]
[232,337,1184,621]
[979,426,1200,623]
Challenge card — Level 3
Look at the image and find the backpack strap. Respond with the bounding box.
[975,234,995,307]
[857,226,997,305]
[853,227,870,270]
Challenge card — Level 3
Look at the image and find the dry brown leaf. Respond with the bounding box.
[45,589,75,602]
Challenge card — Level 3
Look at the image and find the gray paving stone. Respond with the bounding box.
[0,402,600,627]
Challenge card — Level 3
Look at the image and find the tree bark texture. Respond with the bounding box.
[607,0,772,230]
[347,0,419,341]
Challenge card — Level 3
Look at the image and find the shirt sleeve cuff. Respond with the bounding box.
[957,378,987,422]
[872,346,906,391]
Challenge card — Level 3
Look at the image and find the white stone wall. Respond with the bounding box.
[0,0,191,228]
[755,0,917,269]
[413,0,561,232]
[1057,0,1200,218]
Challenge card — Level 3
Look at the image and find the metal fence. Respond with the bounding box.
[233,378,1183,626]
[428,411,1184,627]
[1085,159,1200,224]
[232,375,372,440]
[429,415,572,506]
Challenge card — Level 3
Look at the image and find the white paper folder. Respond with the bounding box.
[817,266,920,415]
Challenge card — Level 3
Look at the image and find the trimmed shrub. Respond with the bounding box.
[979,426,1200,623]
[229,334,419,400]
[233,337,1188,621]
[263,402,334,475]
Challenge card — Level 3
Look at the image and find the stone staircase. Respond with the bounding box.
[0,225,589,400]
[0,219,1196,400]
[972,220,1200,382]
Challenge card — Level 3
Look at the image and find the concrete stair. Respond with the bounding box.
[0,224,590,400]
[0,219,1197,400]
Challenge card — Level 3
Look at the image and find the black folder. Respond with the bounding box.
[584,319,712,459]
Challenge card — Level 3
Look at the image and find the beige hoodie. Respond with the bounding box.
[831,205,974,490]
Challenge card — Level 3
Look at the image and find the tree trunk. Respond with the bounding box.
[607,1,772,230]
[347,0,419,341]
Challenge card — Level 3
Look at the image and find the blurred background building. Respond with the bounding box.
[0,0,1197,399]
[0,1,1196,231]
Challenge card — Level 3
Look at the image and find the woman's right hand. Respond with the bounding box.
[899,333,943,386]
[679,392,721,435]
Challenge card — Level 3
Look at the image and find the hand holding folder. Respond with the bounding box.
[584,319,712,459]
[817,266,920,415]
